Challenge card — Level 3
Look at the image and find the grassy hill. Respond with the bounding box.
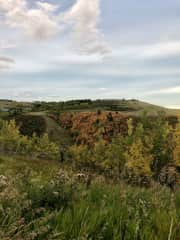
[26,112,73,147]
[0,98,179,115]
[0,99,32,110]
[25,99,179,115]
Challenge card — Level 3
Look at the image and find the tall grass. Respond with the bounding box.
[0,168,179,240]
[50,184,179,240]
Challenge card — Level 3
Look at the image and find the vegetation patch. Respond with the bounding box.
[15,115,46,137]
[0,100,180,239]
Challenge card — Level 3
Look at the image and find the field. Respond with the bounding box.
[0,99,179,239]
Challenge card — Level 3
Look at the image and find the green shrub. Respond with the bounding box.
[0,119,59,159]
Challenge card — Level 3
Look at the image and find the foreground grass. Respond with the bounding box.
[0,156,179,240]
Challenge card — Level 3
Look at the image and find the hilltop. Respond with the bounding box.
[0,99,178,115]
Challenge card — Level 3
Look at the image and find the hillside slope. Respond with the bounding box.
[0,99,179,115]
[25,112,73,147]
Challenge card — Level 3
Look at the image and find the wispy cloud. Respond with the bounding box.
[147,86,180,95]
[140,41,180,59]
[51,54,103,65]
[111,41,180,60]
[0,41,16,49]
[0,56,15,69]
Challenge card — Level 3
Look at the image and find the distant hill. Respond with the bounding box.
[0,98,179,115]
[31,98,178,115]
[0,100,32,113]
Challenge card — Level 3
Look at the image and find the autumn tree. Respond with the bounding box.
[125,139,152,180]
[124,120,153,185]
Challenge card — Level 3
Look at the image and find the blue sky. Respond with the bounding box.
[0,0,180,108]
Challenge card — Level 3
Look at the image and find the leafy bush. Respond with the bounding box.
[15,115,46,137]
[0,119,59,159]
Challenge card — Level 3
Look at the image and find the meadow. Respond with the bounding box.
[0,101,179,239]
[0,155,179,240]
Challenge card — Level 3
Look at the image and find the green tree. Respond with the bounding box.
[172,118,180,168]
[0,120,59,159]
[150,120,171,178]
[34,133,59,159]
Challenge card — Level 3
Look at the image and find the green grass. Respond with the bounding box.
[50,185,179,240]
[0,155,179,239]
[0,155,60,182]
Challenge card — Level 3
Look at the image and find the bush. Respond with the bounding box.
[0,120,59,159]
[15,115,46,137]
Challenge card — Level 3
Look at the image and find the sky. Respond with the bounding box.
[0,0,180,108]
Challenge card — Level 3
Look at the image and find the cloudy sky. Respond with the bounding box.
[0,0,180,107]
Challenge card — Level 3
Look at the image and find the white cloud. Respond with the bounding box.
[0,0,59,40]
[0,0,26,11]
[99,87,108,91]
[63,0,111,55]
[140,41,180,58]
[0,41,16,49]
[36,2,58,13]
[117,41,180,60]
[52,54,103,65]
[147,86,180,95]
[0,0,110,55]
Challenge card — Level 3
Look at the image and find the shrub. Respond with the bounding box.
[0,120,59,160]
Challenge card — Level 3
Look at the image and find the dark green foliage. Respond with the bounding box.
[8,106,23,117]
[15,115,46,137]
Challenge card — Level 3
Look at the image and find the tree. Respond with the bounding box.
[172,119,180,169]
[105,136,126,178]
[150,120,171,178]
[0,120,21,153]
[125,138,152,181]
[124,121,153,185]
[0,120,59,159]
[34,133,59,159]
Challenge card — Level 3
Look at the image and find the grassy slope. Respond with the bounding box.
[1,99,179,115]
[0,155,59,181]
[0,100,32,109]
[27,112,73,147]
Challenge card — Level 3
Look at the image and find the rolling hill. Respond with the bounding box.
[1,99,178,115]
